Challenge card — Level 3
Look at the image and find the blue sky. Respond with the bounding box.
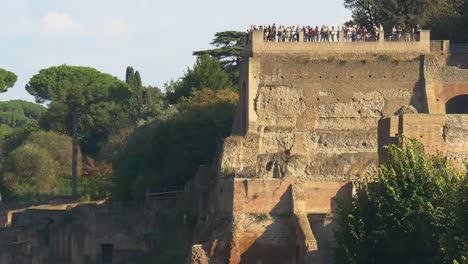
[0,0,351,102]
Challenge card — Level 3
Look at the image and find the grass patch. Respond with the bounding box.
[255,213,269,222]
[327,56,337,62]
[376,54,393,62]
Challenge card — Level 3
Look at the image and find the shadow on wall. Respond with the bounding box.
[189,166,235,264]
[240,186,296,264]
[308,214,336,264]
[410,56,428,113]
[330,182,353,213]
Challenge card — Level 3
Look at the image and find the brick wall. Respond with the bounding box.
[378,114,468,168]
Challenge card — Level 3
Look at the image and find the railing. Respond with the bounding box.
[384,32,420,42]
[246,30,424,44]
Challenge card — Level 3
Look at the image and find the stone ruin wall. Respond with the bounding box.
[192,39,429,264]
[190,31,468,264]
[379,114,468,169]
[224,56,425,183]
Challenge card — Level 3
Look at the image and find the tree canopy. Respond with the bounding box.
[193,31,245,86]
[125,66,166,124]
[166,53,233,104]
[0,100,46,128]
[335,139,467,264]
[0,68,17,93]
[26,65,132,196]
[344,0,467,41]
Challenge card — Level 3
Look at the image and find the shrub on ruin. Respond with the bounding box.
[335,139,467,264]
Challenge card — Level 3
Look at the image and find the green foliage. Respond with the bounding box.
[428,0,466,42]
[134,71,142,88]
[23,131,80,177]
[27,66,133,153]
[26,65,131,106]
[0,125,14,139]
[26,65,132,196]
[0,100,46,128]
[255,213,270,222]
[335,139,467,264]
[0,131,79,200]
[2,145,60,199]
[193,31,245,87]
[114,88,238,200]
[78,160,113,201]
[166,53,233,104]
[126,66,135,85]
[125,66,166,124]
[344,0,466,41]
[0,68,17,93]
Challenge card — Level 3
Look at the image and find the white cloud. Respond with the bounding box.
[102,17,131,41]
[40,12,83,34]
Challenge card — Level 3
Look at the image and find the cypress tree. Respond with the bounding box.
[126,66,135,86]
[134,71,142,89]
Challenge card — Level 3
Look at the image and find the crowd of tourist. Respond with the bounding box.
[247,24,422,43]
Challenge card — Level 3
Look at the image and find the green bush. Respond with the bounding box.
[23,131,80,177]
[335,139,467,264]
[2,144,61,199]
[1,131,79,200]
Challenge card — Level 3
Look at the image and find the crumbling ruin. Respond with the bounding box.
[189,31,468,264]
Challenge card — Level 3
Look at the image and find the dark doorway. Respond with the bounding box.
[446,95,468,114]
[101,244,113,264]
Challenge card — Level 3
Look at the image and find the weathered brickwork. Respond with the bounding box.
[379,114,468,169]
[191,31,468,264]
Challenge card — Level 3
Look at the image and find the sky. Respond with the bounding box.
[0,0,351,102]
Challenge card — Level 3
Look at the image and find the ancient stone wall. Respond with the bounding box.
[227,57,426,184]
[424,57,468,113]
[378,114,468,169]
[194,31,468,264]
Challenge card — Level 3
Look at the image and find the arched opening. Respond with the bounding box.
[446,95,468,114]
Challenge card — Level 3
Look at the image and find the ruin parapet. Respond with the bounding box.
[245,30,431,56]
